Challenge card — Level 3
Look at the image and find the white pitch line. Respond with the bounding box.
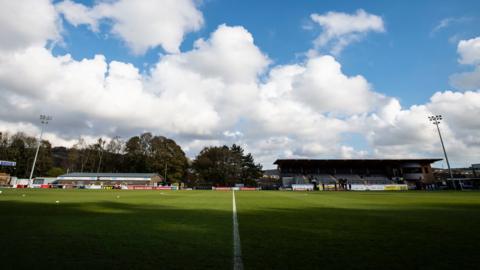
[232,190,244,270]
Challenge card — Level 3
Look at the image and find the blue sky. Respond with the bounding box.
[1,0,480,168]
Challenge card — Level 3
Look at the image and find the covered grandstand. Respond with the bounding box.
[56,173,162,187]
[274,158,441,190]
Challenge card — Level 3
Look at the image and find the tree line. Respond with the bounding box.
[0,131,263,186]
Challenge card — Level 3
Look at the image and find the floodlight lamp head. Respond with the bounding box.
[39,115,52,124]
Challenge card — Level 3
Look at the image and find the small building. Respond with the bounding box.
[0,160,16,186]
[433,163,480,189]
[472,164,480,176]
[0,173,11,186]
[31,177,58,188]
[56,173,162,186]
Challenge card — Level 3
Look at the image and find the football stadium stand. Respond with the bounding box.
[274,158,442,190]
[55,172,162,187]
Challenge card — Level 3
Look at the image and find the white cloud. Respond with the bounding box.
[147,24,269,128]
[457,37,480,65]
[292,55,383,115]
[339,145,368,159]
[0,46,221,137]
[0,25,267,144]
[154,24,269,84]
[55,0,100,31]
[430,17,472,36]
[365,103,435,149]
[310,9,385,55]
[0,0,59,51]
[450,37,480,90]
[428,91,480,132]
[361,90,480,166]
[223,130,243,138]
[182,139,223,156]
[56,0,204,54]
[432,18,455,34]
[243,56,378,163]
[450,66,480,90]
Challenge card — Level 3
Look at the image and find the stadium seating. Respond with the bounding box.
[334,174,362,181]
[312,174,337,184]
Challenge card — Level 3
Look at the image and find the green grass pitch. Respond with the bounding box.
[1,189,479,269]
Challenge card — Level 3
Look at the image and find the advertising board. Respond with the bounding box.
[292,184,314,191]
[214,187,231,191]
[0,160,16,166]
[384,184,408,191]
[350,184,367,191]
[85,185,102,190]
[350,184,408,191]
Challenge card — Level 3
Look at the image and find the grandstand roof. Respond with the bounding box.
[274,158,442,167]
[56,173,162,182]
[58,172,158,179]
